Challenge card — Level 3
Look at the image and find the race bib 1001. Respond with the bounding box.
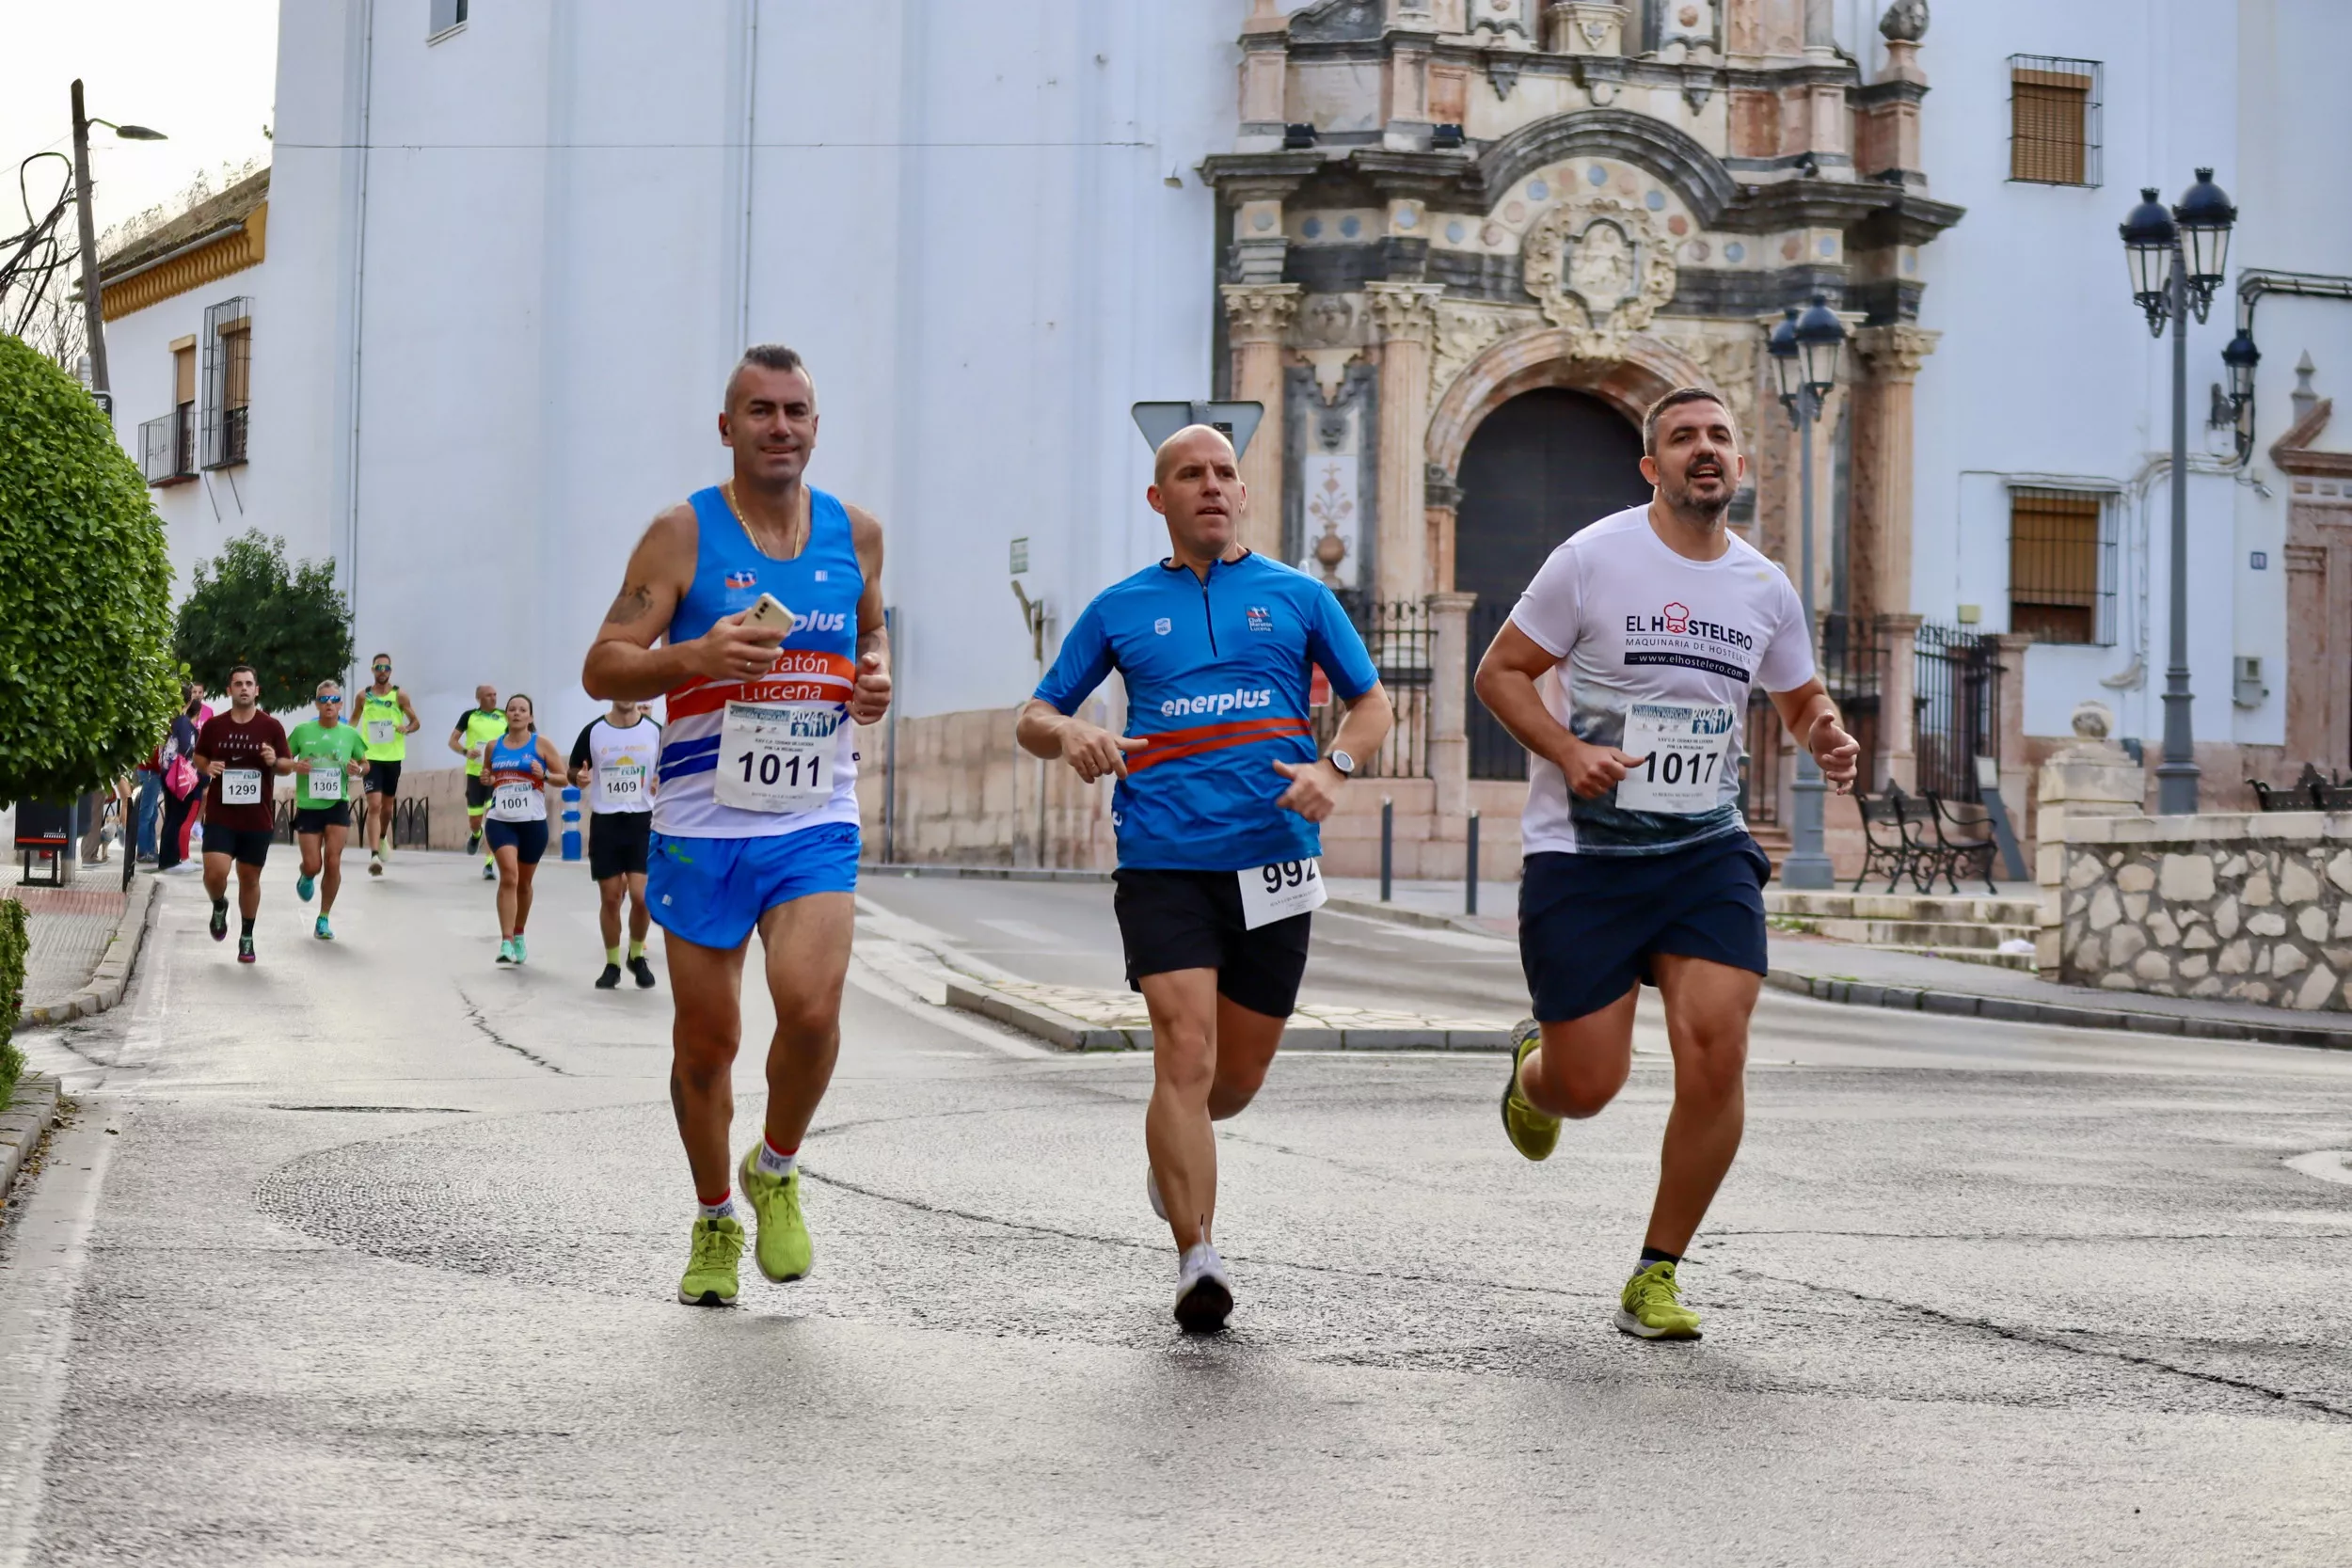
[220,768,263,807]
[714,702,839,814]
[1238,857,1327,929]
[598,763,648,812]
[307,762,344,800]
[1615,702,1737,814]
[492,780,545,820]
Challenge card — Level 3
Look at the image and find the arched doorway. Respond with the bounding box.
[1455,388,1652,778]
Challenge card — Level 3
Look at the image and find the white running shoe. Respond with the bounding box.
[1146,1165,1167,1222]
[1173,1243,1232,1333]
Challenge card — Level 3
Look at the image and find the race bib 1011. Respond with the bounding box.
[1615,702,1736,814]
[1237,857,1327,930]
[714,702,839,814]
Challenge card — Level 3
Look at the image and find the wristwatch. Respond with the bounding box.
[1327,749,1357,778]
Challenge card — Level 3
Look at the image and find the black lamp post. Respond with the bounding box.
[2120,168,2234,816]
[1765,294,1847,889]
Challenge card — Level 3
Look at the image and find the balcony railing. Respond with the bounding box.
[138,404,197,486]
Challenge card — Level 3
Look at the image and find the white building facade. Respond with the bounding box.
[100,0,2352,870]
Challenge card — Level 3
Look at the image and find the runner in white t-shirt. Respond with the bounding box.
[1473,386,1859,1342]
[569,700,662,990]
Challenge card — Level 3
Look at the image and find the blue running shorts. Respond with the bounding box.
[1518,832,1772,1023]
[647,823,860,951]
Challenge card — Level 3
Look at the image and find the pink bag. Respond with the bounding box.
[166,754,199,800]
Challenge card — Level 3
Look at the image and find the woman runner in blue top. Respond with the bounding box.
[483,693,567,966]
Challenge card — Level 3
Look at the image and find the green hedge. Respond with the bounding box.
[0,334,182,803]
[0,898,25,1113]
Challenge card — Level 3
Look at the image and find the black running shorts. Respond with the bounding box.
[465,775,493,811]
[202,826,275,867]
[364,760,403,796]
[588,811,652,879]
[293,802,351,833]
[1112,867,1311,1021]
[1518,832,1772,1023]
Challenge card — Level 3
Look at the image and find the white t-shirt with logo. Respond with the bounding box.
[569,716,661,816]
[1508,505,1815,857]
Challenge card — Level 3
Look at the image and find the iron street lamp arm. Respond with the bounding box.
[2216,268,2352,465]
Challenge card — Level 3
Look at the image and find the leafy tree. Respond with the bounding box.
[0,334,180,802]
[174,531,353,712]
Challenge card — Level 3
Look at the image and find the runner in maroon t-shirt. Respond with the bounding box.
[191,665,292,964]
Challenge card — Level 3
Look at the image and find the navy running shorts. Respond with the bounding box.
[1518,832,1772,1023]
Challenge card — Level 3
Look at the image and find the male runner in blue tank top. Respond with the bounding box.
[1020,424,1393,1333]
[583,345,892,1307]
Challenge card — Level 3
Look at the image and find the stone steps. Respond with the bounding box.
[1867,943,2039,972]
[1765,890,2041,926]
[1806,916,2039,951]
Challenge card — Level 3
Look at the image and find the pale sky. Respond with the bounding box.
[1,0,278,246]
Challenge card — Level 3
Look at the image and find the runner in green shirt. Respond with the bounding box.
[448,684,507,878]
[289,679,371,941]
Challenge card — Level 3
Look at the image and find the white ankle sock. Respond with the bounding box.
[697,1193,735,1221]
[755,1138,797,1179]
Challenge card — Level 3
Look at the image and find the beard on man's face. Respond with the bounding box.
[1665,456,1733,518]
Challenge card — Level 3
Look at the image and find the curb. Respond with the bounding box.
[17,876,159,1028]
[943,980,1512,1053]
[1762,969,2352,1052]
[866,863,1113,885]
[1324,895,1501,938]
[0,1073,62,1207]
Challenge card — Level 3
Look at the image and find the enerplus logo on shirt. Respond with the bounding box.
[1161,688,1275,719]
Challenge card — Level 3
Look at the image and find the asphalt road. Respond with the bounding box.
[2,852,2349,1565]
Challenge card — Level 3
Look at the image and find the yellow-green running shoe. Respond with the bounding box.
[677,1215,744,1307]
[1500,1019,1561,1162]
[1616,1259,1702,1340]
[738,1149,814,1283]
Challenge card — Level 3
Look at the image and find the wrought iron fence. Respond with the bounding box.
[1466,597,1526,780]
[1314,597,1431,778]
[1915,623,2001,801]
[393,797,432,848]
[1740,688,1784,827]
[1818,612,1884,795]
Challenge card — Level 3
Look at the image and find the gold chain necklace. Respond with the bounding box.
[723,481,807,561]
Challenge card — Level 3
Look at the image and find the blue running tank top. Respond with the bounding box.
[484,732,548,822]
[655,484,864,839]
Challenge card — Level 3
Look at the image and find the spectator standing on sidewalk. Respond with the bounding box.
[155,683,209,873]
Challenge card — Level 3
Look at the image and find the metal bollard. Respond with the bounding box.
[561,786,582,862]
[1466,809,1480,916]
[1379,797,1393,903]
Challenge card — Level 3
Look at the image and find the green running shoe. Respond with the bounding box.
[496,940,516,965]
[314,915,333,941]
[1616,1260,1703,1340]
[677,1215,744,1307]
[511,934,527,965]
[738,1149,814,1283]
[295,873,315,903]
[1500,1019,1561,1162]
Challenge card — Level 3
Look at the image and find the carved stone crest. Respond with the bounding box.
[1428,300,1537,405]
[1520,197,1677,357]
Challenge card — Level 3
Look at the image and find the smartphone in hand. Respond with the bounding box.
[742,593,796,635]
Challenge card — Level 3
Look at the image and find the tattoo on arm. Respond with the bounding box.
[603,584,655,626]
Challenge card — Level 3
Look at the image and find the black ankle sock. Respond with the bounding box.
[240,916,255,938]
[1639,1245,1681,1269]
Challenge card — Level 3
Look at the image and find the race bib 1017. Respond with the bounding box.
[1615,702,1736,814]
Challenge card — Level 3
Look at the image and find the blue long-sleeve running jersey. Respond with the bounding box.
[1033,551,1380,872]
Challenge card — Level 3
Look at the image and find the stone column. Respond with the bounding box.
[1993,630,2034,832]
[1425,466,1462,595]
[1427,590,1477,818]
[2033,721,2148,978]
[1366,282,1444,604]
[1876,611,1922,791]
[1848,324,1938,626]
[1222,283,1301,560]
[1237,1,1290,151]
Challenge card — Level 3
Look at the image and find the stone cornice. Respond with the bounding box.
[1200,150,1327,202]
[2273,399,2352,478]
[1719,179,1963,244]
[1222,282,1303,342]
[100,201,267,322]
[1343,148,1476,203]
[1851,77,1931,109]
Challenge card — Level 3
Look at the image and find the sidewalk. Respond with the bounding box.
[1325,876,2352,1050]
[5,878,157,1024]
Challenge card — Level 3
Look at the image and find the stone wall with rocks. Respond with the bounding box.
[2056,813,2352,1011]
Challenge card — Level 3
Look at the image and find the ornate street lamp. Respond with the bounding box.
[1765,294,1846,890]
[2119,168,2236,815]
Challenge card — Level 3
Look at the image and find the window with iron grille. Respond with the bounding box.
[429,0,469,39]
[2009,55,2101,186]
[199,295,251,469]
[2008,485,2115,644]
